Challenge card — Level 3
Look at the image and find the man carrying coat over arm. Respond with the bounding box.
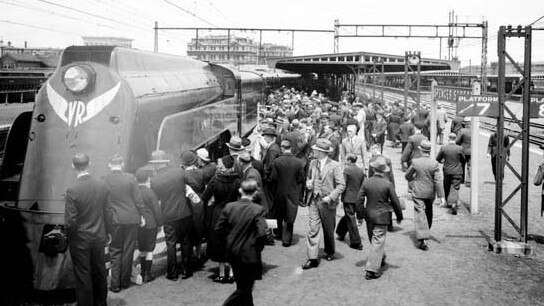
[357,156,403,280]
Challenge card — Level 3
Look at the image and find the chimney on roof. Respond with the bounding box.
[7,41,11,47]
[24,41,27,49]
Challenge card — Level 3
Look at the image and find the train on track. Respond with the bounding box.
[0,45,299,303]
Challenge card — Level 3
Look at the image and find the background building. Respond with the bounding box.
[82,36,133,48]
[187,35,292,66]
[0,41,61,70]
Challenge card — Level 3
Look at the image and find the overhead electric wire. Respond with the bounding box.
[0,19,81,36]
[529,14,544,26]
[162,0,218,28]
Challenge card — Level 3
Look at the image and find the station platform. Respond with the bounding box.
[111,127,544,306]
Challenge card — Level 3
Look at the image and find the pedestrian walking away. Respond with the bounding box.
[436,133,465,215]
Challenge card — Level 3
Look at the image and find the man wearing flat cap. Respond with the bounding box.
[302,138,345,269]
[405,140,445,251]
[357,156,403,280]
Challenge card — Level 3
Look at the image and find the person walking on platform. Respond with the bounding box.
[387,109,402,148]
[353,102,366,141]
[436,105,448,145]
[150,150,194,281]
[399,117,415,156]
[134,168,163,283]
[405,140,446,251]
[487,131,510,182]
[102,154,144,292]
[65,153,109,306]
[450,115,465,135]
[336,154,365,250]
[340,124,367,170]
[456,119,472,186]
[371,112,387,154]
[357,156,403,280]
[270,140,306,247]
[201,155,241,283]
[401,122,428,171]
[302,138,346,269]
[436,133,465,215]
[261,127,281,217]
[215,180,269,306]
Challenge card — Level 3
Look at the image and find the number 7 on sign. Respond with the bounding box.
[476,103,490,115]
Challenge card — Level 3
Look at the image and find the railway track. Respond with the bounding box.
[364,86,544,147]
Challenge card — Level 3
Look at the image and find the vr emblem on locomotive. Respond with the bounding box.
[46,82,121,128]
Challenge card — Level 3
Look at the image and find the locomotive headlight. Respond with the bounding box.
[62,65,95,93]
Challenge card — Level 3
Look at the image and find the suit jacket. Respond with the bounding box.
[271,153,305,222]
[357,173,403,225]
[200,162,217,186]
[215,198,268,264]
[456,128,472,155]
[340,136,367,166]
[342,163,365,203]
[488,132,510,158]
[282,130,306,158]
[436,143,465,175]
[371,119,387,137]
[451,116,464,134]
[401,133,428,164]
[139,185,164,229]
[151,166,191,223]
[405,156,445,199]
[102,170,143,226]
[399,122,415,142]
[307,157,346,208]
[262,142,281,183]
[65,174,109,242]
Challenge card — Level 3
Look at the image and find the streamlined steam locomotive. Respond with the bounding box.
[0,46,299,302]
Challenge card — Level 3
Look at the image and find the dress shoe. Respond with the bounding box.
[165,274,179,281]
[336,235,345,241]
[381,255,387,267]
[325,254,335,261]
[224,276,235,284]
[365,271,381,280]
[282,243,291,247]
[213,276,226,283]
[451,206,457,215]
[349,244,363,250]
[301,259,319,270]
[418,240,429,251]
[181,270,193,279]
[109,287,121,293]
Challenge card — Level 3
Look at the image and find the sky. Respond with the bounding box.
[1,0,543,67]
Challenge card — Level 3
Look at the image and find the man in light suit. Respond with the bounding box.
[340,124,367,170]
[405,140,446,251]
[302,138,346,269]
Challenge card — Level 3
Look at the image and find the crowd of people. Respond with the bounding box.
[65,86,483,306]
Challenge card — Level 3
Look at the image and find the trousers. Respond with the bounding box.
[335,202,362,246]
[164,216,194,278]
[444,174,463,206]
[69,240,107,306]
[306,199,336,259]
[413,197,433,240]
[109,224,137,290]
[365,223,387,273]
[222,262,260,306]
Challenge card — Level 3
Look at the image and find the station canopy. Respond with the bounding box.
[269,51,458,74]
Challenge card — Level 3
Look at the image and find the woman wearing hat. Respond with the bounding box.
[201,155,241,283]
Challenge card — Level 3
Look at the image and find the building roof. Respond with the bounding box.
[35,53,60,68]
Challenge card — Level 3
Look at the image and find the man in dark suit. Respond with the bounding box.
[336,154,365,250]
[357,156,403,280]
[399,117,415,154]
[450,115,465,135]
[401,122,428,170]
[302,138,346,269]
[215,180,268,306]
[282,119,307,159]
[487,131,511,181]
[270,140,306,247]
[150,150,194,281]
[456,119,472,186]
[405,141,445,251]
[371,112,387,153]
[261,127,281,217]
[65,153,109,306]
[436,133,465,215]
[102,154,144,292]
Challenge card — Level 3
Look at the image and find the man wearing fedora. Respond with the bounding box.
[150,150,194,280]
[261,127,281,217]
[302,138,346,269]
[436,133,465,215]
[357,156,403,280]
[405,140,446,251]
[401,122,428,170]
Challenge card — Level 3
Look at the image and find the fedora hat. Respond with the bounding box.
[311,138,334,153]
[369,156,390,173]
[148,150,170,164]
[226,136,245,151]
[418,140,432,152]
[262,127,277,137]
[352,102,364,107]
[196,148,210,162]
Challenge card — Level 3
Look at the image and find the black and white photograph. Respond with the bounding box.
[1,0,544,305]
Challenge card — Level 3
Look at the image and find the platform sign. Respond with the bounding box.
[456,95,499,117]
[435,86,472,103]
[529,96,544,118]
